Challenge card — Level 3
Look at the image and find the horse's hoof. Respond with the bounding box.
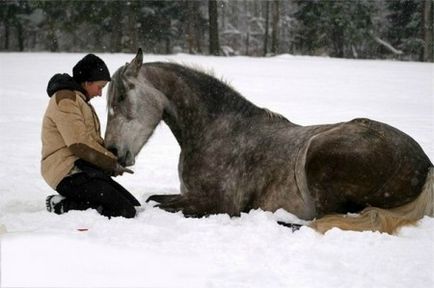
[277,221,303,232]
[146,194,181,204]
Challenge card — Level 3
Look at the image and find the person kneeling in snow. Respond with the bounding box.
[41,54,140,218]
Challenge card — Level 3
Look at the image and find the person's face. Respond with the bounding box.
[83,80,109,99]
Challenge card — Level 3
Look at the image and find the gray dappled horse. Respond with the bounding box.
[105,49,434,234]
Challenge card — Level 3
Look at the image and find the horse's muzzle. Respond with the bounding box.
[119,150,135,167]
[107,146,134,166]
[107,146,118,157]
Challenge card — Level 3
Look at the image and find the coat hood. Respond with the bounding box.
[46,73,87,99]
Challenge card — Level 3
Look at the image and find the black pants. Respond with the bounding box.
[56,160,140,218]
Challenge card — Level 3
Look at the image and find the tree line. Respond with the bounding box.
[1,0,432,62]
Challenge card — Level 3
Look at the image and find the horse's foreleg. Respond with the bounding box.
[146,194,182,204]
[148,193,216,218]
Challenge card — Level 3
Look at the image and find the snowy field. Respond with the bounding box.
[0,52,433,287]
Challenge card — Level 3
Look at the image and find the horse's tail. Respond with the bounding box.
[310,167,434,234]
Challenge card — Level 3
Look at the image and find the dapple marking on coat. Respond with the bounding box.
[105,49,434,234]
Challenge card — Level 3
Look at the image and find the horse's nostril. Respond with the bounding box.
[108,146,118,156]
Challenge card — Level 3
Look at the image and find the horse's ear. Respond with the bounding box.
[126,48,143,76]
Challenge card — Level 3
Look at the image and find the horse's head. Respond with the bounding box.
[105,49,168,167]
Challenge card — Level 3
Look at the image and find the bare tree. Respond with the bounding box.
[208,0,220,55]
[271,0,280,54]
[110,1,122,52]
[2,5,11,50]
[244,0,250,55]
[127,1,138,52]
[263,1,269,56]
[186,1,203,54]
[423,0,433,62]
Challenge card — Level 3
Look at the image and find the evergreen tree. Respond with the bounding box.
[0,1,32,51]
[294,0,377,58]
[387,0,424,60]
[0,0,429,61]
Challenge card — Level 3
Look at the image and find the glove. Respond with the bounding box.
[112,163,134,177]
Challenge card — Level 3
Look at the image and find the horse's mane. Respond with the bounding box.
[167,60,234,90]
[148,62,287,121]
[107,61,288,121]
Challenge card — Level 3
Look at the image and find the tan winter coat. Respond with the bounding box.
[41,89,117,189]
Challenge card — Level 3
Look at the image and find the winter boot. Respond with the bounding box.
[46,195,100,215]
[46,195,67,214]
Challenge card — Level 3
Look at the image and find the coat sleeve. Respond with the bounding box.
[52,92,118,172]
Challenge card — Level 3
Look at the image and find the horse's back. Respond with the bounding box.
[304,118,432,216]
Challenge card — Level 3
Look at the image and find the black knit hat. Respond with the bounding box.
[72,54,111,83]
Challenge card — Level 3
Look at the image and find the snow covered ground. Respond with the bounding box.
[0,52,433,288]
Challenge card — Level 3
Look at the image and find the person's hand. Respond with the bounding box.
[112,163,134,177]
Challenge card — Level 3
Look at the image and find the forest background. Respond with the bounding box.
[1,0,433,62]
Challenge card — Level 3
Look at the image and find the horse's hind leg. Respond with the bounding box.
[310,167,434,234]
[305,118,431,215]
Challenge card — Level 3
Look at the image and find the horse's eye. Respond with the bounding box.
[117,85,127,103]
[118,93,126,102]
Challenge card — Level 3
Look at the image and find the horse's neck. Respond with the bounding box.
[141,65,199,145]
[143,63,284,146]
